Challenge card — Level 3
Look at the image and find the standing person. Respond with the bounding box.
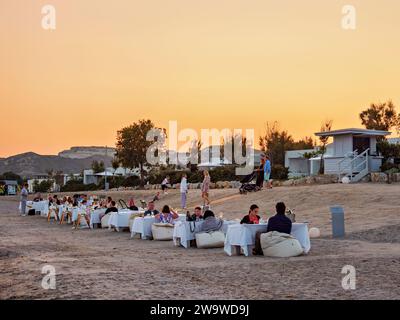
[264,155,272,189]
[20,183,29,216]
[256,154,266,188]
[201,170,211,206]
[180,173,188,209]
[161,176,170,194]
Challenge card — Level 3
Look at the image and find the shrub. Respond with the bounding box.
[271,164,289,180]
[209,166,240,181]
[380,162,400,172]
[61,180,98,192]
[122,176,141,187]
[33,180,53,193]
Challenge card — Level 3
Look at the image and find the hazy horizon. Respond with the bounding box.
[2,0,400,157]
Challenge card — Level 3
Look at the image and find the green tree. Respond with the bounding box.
[292,136,315,150]
[115,119,160,185]
[359,100,400,133]
[91,160,105,174]
[318,120,333,174]
[0,172,23,185]
[259,122,296,166]
[33,180,53,193]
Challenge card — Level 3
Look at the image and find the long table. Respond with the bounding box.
[224,223,311,256]
[108,209,146,232]
[22,201,49,216]
[173,220,239,248]
[131,214,186,239]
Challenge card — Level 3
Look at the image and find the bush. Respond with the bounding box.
[187,170,203,183]
[209,166,240,181]
[271,164,289,180]
[33,180,53,193]
[122,176,141,187]
[147,169,187,185]
[61,180,98,192]
[380,162,400,172]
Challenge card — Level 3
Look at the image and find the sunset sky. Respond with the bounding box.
[1,0,400,157]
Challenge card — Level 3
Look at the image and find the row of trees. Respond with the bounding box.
[112,100,400,184]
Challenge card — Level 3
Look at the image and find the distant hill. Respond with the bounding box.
[0,150,113,178]
[59,146,116,159]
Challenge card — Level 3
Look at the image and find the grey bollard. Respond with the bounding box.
[330,206,345,238]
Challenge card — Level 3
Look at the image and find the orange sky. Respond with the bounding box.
[1,0,400,157]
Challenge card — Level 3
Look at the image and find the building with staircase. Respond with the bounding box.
[285,128,391,182]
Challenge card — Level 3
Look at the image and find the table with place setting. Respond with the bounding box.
[131,214,186,239]
[173,220,239,248]
[224,223,311,257]
[108,209,146,232]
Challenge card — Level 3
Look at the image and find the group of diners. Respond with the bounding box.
[240,202,292,255]
[24,189,293,256]
[44,194,120,228]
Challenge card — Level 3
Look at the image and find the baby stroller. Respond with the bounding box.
[239,171,262,194]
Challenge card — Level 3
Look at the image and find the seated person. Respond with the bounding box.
[240,205,260,224]
[186,206,204,221]
[154,205,179,224]
[106,196,113,208]
[144,201,159,217]
[75,199,91,229]
[53,195,60,206]
[200,210,223,232]
[105,201,118,215]
[128,197,139,211]
[253,202,292,255]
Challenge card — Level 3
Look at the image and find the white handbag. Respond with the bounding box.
[195,231,225,249]
[151,223,175,241]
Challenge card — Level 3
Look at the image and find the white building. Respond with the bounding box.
[83,167,140,185]
[285,128,391,182]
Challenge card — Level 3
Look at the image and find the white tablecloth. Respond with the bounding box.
[224,223,311,256]
[131,216,156,239]
[173,220,239,248]
[89,209,107,228]
[22,201,49,216]
[131,214,186,239]
[108,210,145,231]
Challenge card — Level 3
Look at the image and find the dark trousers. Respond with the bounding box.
[254,231,267,255]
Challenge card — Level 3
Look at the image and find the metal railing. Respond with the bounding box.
[338,148,369,182]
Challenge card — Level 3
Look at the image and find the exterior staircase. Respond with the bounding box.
[338,149,370,183]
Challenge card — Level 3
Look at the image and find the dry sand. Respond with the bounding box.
[1,183,400,300]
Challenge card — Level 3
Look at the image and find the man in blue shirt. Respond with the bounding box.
[264,155,272,189]
[253,202,292,255]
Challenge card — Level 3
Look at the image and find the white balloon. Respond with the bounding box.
[309,227,321,238]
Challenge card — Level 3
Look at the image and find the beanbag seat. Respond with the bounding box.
[260,231,303,258]
[195,231,225,249]
[151,223,174,241]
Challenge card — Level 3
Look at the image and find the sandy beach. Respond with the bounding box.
[1,183,400,300]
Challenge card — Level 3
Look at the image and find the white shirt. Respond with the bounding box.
[180,177,188,193]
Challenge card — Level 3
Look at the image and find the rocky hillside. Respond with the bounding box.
[58,146,116,159]
[0,152,112,178]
